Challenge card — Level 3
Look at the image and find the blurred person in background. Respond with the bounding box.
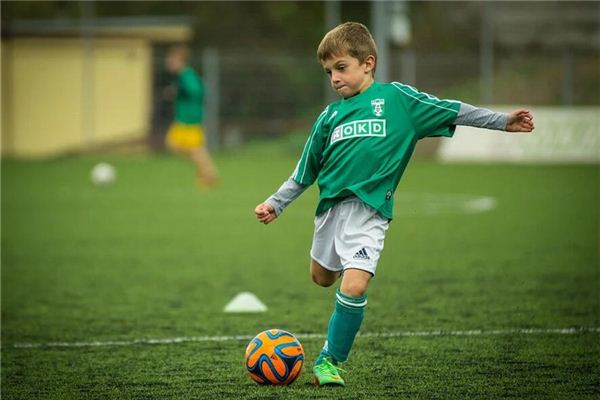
[164,46,218,189]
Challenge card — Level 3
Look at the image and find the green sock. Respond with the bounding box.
[317,289,367,364]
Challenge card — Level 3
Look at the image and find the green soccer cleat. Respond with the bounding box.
[313,358,346,387]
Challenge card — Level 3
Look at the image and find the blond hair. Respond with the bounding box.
[317,22,377,72]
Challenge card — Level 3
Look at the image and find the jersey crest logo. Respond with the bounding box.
[371,98,385,117]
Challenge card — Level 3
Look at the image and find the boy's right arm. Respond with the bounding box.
[255,178,308,225]
[254,106,330,225]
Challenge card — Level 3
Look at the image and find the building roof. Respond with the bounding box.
[2,16,194,42]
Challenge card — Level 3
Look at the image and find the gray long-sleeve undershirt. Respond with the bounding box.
[265,177,308,216]
[455,102,508,130]
[265,102,508,215]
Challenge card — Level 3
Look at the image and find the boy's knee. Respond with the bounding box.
[311,271,336,287]
[310,260,338,287]
[340,282,368,298]
[340,268,372,297]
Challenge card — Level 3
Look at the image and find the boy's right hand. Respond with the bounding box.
[255,203,277,225]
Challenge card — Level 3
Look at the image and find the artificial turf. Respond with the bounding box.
[2,141,598,399]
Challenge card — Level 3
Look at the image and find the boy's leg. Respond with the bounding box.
[191,146,218,187]
[313,199,388,386]
[314,268,370,386]
[339,268,371,297]
[317,268,371,362]
[310,259,340,287]
[310,207,343,287]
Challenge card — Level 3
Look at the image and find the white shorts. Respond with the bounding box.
[310,197,389,276]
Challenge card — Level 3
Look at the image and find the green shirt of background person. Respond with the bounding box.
[164,46,218,189]
[175,65,204,124]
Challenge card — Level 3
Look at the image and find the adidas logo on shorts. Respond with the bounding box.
[353,248,370,260]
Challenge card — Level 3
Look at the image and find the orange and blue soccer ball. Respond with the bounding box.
[244,329,304,385]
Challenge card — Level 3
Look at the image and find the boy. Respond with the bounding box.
[165,46,218,188]
[254,22,534,387]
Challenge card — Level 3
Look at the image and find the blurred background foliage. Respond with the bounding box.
[2,1,598,147]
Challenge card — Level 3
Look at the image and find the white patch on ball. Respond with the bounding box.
[90,162,116,186]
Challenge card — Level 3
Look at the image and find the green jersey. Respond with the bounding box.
[175,67,204,124]
[292,81,460,219]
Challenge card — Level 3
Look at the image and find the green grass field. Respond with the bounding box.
[2,141,599,399]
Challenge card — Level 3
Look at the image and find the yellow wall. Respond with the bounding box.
[1,37,152,158]
[93,40,152,144]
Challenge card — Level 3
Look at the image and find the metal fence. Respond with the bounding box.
[150,46,598,151]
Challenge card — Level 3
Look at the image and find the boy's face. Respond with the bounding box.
[321,54,375,98]
[166,53,185,74]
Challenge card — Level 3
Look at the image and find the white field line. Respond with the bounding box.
[12,327,600,349]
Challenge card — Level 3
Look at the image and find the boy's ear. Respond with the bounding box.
[363,55,376,73]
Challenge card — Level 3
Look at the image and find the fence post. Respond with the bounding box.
[399,49,416,86]
[562,46,574,106]
[480,2,494,104]
[371,0,391,83]
[202,47,220,151]
[81,0,96,148]
[324,1,341,104]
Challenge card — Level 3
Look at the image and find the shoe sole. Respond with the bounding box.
[313,377,345,387]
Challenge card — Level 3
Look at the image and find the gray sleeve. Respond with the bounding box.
[265,177,309,216]
[454,102,508,131]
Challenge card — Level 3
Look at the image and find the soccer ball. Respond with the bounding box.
[90,163,116,186]
[245,329,304,385]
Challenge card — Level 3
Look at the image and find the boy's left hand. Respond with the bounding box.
[506,109,535,133]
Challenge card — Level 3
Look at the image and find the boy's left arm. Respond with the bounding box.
[505,108,535,132]
[455,103,534,133]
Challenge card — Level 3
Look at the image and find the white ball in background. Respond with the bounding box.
[90,162,116,186]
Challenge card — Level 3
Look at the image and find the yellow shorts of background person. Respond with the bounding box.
[166,123,205,151]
